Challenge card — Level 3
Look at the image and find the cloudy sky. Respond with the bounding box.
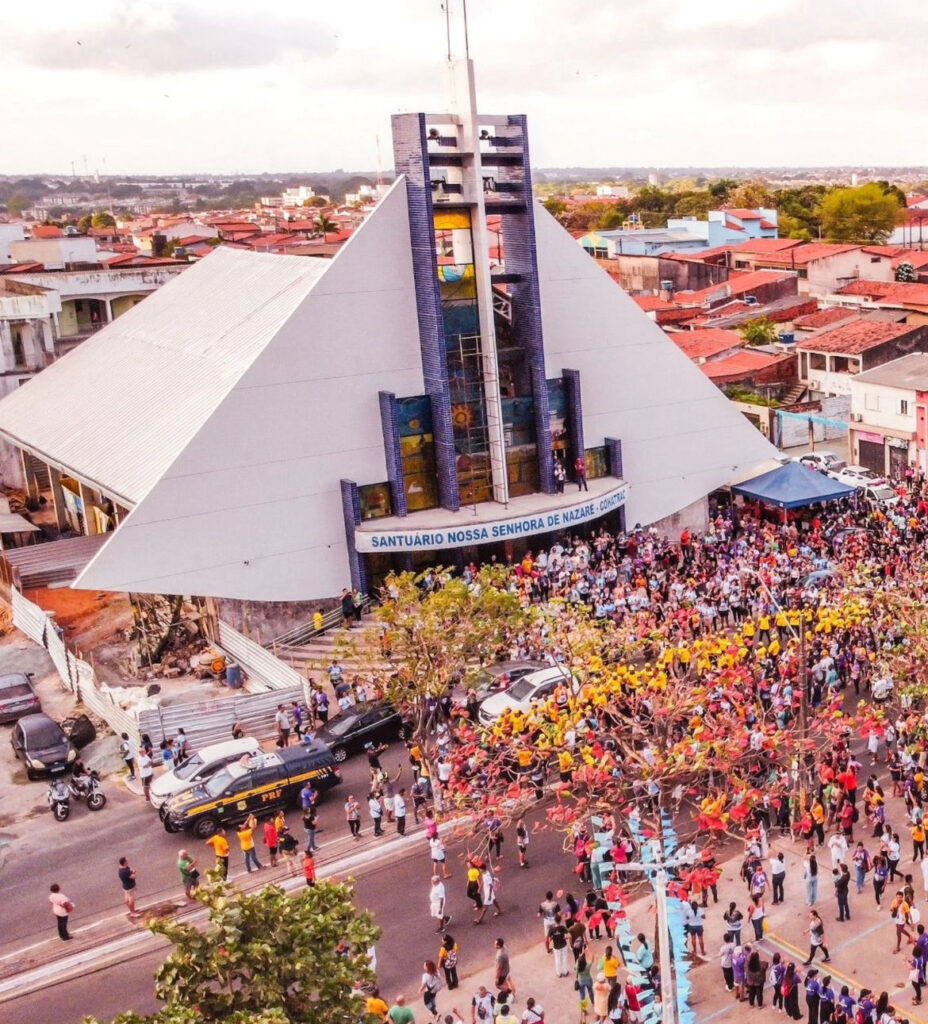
[2,0,926,175]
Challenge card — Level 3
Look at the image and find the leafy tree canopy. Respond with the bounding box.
[740,317,779,347]
[821,183,902,244]
[82,880,379,1024]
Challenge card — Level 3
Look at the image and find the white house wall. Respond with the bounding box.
[533,204,777,528]
[76,179,424,601]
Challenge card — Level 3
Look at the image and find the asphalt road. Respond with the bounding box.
[3,743,582,1024]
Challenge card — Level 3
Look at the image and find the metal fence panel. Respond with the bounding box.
[218,620,307,692]
[45,624,73,692]
[137,685,304,749]
[11,587,48,646]
[73,658,141,746]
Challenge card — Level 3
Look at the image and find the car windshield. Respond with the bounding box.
[506,677,540,701]
[28,722,65,747]
[204,768,234,797]
[173,754,205,780]
[872,487,895,499]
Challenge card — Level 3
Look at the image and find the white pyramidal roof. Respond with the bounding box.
[533,204,776,527]
[0,245,335,506]
[0,180,775,601]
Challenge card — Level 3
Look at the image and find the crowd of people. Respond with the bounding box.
[62,476,928,1024]
[357,482,928,1023]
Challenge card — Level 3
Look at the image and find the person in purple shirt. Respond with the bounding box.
[732,944,748,1002]
[804,969,821,1024]
[837,985,856,1020]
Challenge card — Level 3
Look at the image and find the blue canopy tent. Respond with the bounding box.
[732,460,855,509]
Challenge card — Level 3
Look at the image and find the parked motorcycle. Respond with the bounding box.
[47,777,71,821]
[69,766,107,811]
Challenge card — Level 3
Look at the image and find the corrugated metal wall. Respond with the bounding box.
[9,586,308,753]
[218,620,307,692]
[137,685,303,749]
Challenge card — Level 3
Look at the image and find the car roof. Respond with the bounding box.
[0,673,31,686]
[337,700,387,717]
[18,712,61,732]
[521,666,571,685]
[280,741,335,764]
[189,737,261,761]
[482,660,547,677]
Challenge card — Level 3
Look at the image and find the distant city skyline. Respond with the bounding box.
[2,0,927,176]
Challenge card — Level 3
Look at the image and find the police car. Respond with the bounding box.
[161,741,340,838]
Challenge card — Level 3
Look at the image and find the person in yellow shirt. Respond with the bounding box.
[205,828,230,879]
[237,814,263,873]
[366,989,390,1021]
[913,822,926,861]
[599,945,621,984]
[558,749,574,783]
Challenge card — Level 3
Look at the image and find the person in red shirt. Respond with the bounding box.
[839,800,855,839]
[837,768,858,804]
[302,851,316,887]
[625,980,643,1023]
[263,818,279,868]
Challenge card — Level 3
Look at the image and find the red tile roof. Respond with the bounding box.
[838,280,928,305]
[682,301,755,326]
[0,261,44,274]
[672,269,795,307]
[631,294,677,312]
[31,225,63,238]
[722,208,764,220]
[756,243,860,266]
[907,195,928,207]
[796,319,917,354]
[859,247,928,270]
[731,237,803,254]
[703,350,791,380]
[792,306,859,329]
[666,328,744,360]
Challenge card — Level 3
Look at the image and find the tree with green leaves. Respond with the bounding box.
[314,215,336,242]
[541,197,567,220]
[740,317,778,347]
[896,261,917,283]
[363,566,527,808]
[4,192,30,217]
[725,181,775,210]
[92,211,116,228]
[821,183,902,244]
[81,880,379,1024]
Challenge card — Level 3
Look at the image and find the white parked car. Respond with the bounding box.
[149,737,261,808]
[860,483,899,506]
[793,451,845,473]
[833,464,884,488]
[478,666,578,726]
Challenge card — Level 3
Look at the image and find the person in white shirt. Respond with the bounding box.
[520,999,544,1024]
[828,831,849,869]
[770,852,787,904]
[429,875,450,932]
[393,789,407,836]
[430,835,451,878]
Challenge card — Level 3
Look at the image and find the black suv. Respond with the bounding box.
[313,701,410,763]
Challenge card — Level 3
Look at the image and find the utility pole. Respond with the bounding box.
[797,611,809,806]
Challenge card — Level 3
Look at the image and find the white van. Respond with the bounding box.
[478,665,578,726]
[149,737,261,808]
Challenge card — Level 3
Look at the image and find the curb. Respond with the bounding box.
[0,819,464,1001]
